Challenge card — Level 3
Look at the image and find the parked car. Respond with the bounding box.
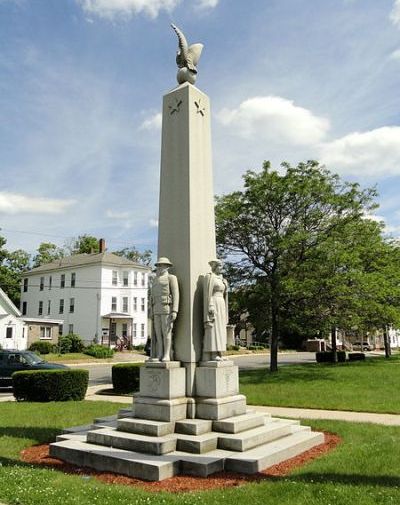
[352,342,372,351]
[0,350,68,387]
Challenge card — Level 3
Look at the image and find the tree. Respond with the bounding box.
[113,246,152,266]
[0,235,31,306]
[33,242,64,267]
[67,235,100,255]
[215,161,378,372]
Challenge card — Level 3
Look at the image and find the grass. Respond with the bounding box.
[0,401,399,504]
[240,354,400,413]
[42,351,145,364]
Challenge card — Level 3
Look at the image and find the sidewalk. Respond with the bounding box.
[83,384,400,427]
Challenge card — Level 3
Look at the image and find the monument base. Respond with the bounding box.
[134,396,188,422]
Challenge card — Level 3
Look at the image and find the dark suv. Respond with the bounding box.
[0,350,68,386]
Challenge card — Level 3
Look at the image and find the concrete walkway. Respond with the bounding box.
[2,383,400,426]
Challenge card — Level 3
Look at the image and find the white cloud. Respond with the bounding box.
[140,112,162,131]
[196,0,219,8]
[390,0,400,27]
[218,96,330,146]
[106,209,131,219]
[389,48,400,60]
[76,0,180,19]
[319,126,400,176]
[0,192,75,215]
[149,218,158,228]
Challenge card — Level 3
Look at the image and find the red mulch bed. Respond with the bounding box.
[21,431,340,493]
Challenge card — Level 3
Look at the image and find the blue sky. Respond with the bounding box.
[1,0,400,256]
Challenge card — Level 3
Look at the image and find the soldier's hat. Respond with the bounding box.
[155,257,173,267]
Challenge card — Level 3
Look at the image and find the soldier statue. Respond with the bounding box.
[150,257,179,362]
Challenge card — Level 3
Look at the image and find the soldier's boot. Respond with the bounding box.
[162,337,172,361]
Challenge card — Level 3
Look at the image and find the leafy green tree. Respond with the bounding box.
[33,242,64,267]
[216,161,378,372]
[0,235,30,306]
[67,235,100,255]
[113,246,152,266]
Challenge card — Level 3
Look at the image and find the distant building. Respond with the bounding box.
[20,240,150,346]
[0,287,27,350]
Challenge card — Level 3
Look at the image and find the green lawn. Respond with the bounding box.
[0,401,399,504]
[240,354,400,413]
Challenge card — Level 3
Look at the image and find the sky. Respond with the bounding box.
[1,0,400,257]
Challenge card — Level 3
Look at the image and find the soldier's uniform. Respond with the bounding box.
[151,270,179,361]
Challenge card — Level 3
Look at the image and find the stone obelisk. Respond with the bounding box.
[158,50,216,396]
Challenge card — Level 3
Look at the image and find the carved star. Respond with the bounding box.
[169,99,183,115]
[194,99,205,116]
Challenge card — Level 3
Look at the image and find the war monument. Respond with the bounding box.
[50,26,324,481]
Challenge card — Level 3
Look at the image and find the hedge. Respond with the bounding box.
[28,341,54,355]
[112,363,143,394]
[316,351,346,363]
[348,352,366,361]
[58,333,85,354]
[84,345,114,358]
[12,369,88,401]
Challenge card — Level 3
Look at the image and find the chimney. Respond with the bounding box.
[99,238,106,253]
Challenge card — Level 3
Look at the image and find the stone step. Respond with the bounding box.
[217,419,297,452]
[87,427,177,455]
[174,448,233,477]
[175,419,212,436]
[117,418,175,437]
[56,433,87,443]
[225,430,325,473]
[176,432,219,454]
[93,415,119,424]
[212,411,269,434]
[49,439,179,481]
[118,408,134,419]
[62,424,94,435]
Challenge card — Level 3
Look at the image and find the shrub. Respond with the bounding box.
[112,363,143,394]
[12,369,88,401]
[84,345,114,359]
[348,352,366,362]
[316,351,346,363]
[29,341,54,355]
[226,345,240,351]
[133,344,145,351]
[248,345,266,351]
[59,333,84,354]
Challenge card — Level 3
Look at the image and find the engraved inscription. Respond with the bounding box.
[194,99,205,116]
[169,98,183,115]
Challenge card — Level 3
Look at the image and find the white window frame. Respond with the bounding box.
[123,271,129,287]
[134,271,138,286]
[141,297,145,312]
[141,323,145,338]
[69,297,75,313]
[111,297,117,312]
[133,297,137,312]
[112,270,118,286]
[122,297,128,313]
[40,326,52,340]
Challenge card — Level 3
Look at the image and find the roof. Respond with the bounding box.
[102,313,134,319]
[0,287,21,317]
[22,317,64,325]
[24,252,151,276]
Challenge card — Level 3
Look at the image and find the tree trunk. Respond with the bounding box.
[269,273,279,373]
[331,326,338,363]
[383,327,391,359]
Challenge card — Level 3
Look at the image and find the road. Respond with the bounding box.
[84,352,316,386]
[0,353,316,397]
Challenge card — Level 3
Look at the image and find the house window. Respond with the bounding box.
[49,275,52,290]
[122,323,128,338]
[22,301,27,315]
[38,301,43,316]
[61,274,65,289]
[141,273,146,287]
[133,297,137,311]
[69,298,75,313]
[40,327,52,339]
[123,271,129,286]
[122,297,128,313]
[111,297,117,312]
[133,323,137,338]
[47,300,51,315]
[141,298,145,312]
[134,272,138,286]
[59,299,64,314]
[71,272,76,288]
[112,270,118,286]
[141,323,145,338]
[58,324,63,336]
[40,277,44,291]
[6,327,13,339]
[68,324,74,334]
[23,278,28,292]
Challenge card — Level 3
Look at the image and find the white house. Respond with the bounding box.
[0,287,27,350]
[20,240,150,347]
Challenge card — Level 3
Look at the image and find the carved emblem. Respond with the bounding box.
[169,98,183,115]
[195,99,205,117]
[147,372,161,393]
